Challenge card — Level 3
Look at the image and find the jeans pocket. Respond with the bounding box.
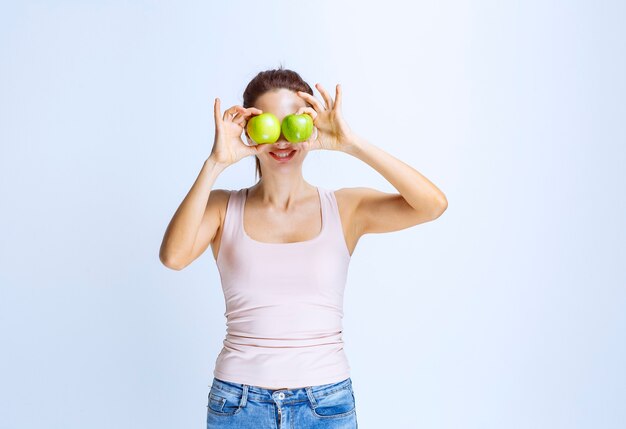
[207,386,244,417]
[310,386,356,419]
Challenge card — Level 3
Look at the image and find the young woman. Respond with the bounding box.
[159,68,447,428]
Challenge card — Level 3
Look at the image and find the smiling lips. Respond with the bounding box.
[269,149,296,161]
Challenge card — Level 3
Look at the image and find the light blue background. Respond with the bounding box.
[1,1,624,428]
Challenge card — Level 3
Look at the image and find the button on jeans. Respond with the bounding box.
[206,377,358,428]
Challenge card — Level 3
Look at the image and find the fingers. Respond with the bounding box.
[223,105,263,124]
[315,83,334,110]
[335,84,342,111]
[247,143,261,155]
[298,83,342,112]
[223,105,242,122]
[233,110,247,127]
[214,98,222,125]
[236,107,263,129]
[301,128,320,151]
[297,90,324,112]
[257,142,273,152]
[295,106,318,121]
[248,141,272,153]
[241,107,263,119]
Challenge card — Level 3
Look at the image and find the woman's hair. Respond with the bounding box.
[242,66,314,181]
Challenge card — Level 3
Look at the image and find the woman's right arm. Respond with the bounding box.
[159,156,228,270]
[159,98,265,270]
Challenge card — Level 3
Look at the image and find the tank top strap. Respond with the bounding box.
[317,187,334,234]
[215,188,243,264]
[318,187,350,257]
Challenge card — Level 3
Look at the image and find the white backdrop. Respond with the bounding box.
[1,1,624,428]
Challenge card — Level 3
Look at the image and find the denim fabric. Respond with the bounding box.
[206,376,358,428]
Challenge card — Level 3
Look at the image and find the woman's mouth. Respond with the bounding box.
[269,150,296,162]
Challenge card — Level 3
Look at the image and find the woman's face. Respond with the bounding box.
[245,88,314,168]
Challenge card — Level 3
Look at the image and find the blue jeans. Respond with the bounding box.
[206,376,358,428]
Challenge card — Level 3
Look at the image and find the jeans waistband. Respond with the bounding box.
[210,376,353,403]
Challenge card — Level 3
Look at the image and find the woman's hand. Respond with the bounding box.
[295,83,357,153]
[209,98,266,166]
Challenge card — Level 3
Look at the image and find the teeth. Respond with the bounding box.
[273,151,294,158]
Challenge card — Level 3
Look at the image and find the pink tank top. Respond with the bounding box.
[213,186,352,388]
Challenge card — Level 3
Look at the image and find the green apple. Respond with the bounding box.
[281,113,314,143]
[246,113,281,144]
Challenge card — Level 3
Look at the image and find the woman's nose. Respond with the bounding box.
[273,136,292,148]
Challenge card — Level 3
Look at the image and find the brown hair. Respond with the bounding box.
[242,66,314,181]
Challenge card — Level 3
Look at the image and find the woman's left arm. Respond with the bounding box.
[297,83,448,235]
[341,135,448,235]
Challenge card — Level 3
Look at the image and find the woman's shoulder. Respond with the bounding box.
[331,187,363,212]
[212,188,244,197]
[207,188,236,215]
[211,188,236,197]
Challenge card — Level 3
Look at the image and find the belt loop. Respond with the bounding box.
[240,384,249,408]
[305,386,317,407]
